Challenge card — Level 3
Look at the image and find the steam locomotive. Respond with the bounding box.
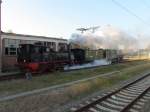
[17,44,123,73]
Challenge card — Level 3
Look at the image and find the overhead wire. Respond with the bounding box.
[112,0,150,27]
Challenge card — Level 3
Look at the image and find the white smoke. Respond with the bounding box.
[69,26,139,52]
[64,59,110,70]
[137,34,150,50]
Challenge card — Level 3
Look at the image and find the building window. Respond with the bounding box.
[5,47,17,56]
[35,41,43,45]
[5,48,8,55]
[4,39,19,56]
[44,42,47,46]
[58,43,67,51]
[8,39,16,45]
[9,48,17,55]
[47,42,56,51]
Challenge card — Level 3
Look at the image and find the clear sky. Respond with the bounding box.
[2,0,150,39]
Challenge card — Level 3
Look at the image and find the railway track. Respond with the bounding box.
[71,73,150,112]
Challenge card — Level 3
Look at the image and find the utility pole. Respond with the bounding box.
[0,0,2,73]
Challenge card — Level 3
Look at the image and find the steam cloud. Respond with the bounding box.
[69,26,139,53]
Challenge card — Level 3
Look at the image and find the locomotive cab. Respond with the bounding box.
[18,44,51,63]
[17,44,53,73]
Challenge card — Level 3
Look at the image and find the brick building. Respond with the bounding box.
[1,32,68,72]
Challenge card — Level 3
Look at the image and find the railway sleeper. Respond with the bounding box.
[118,91,139,97]
[122,89,141,95]
[106,98,128,106]
[102,101,124,110]
[111,95,131,103]
[115,94,135,100]
[95,104,119,112]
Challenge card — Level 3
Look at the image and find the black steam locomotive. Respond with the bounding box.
[17,44,123,73]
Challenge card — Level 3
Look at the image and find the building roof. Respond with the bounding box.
[1,31,67,41]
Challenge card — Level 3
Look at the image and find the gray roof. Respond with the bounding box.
[1,31,67,41]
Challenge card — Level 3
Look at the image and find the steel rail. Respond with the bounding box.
[73,73,150,112]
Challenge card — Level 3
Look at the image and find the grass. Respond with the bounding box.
[1,60,150,112]
[0,60,149,96]
[65,63,150,99]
